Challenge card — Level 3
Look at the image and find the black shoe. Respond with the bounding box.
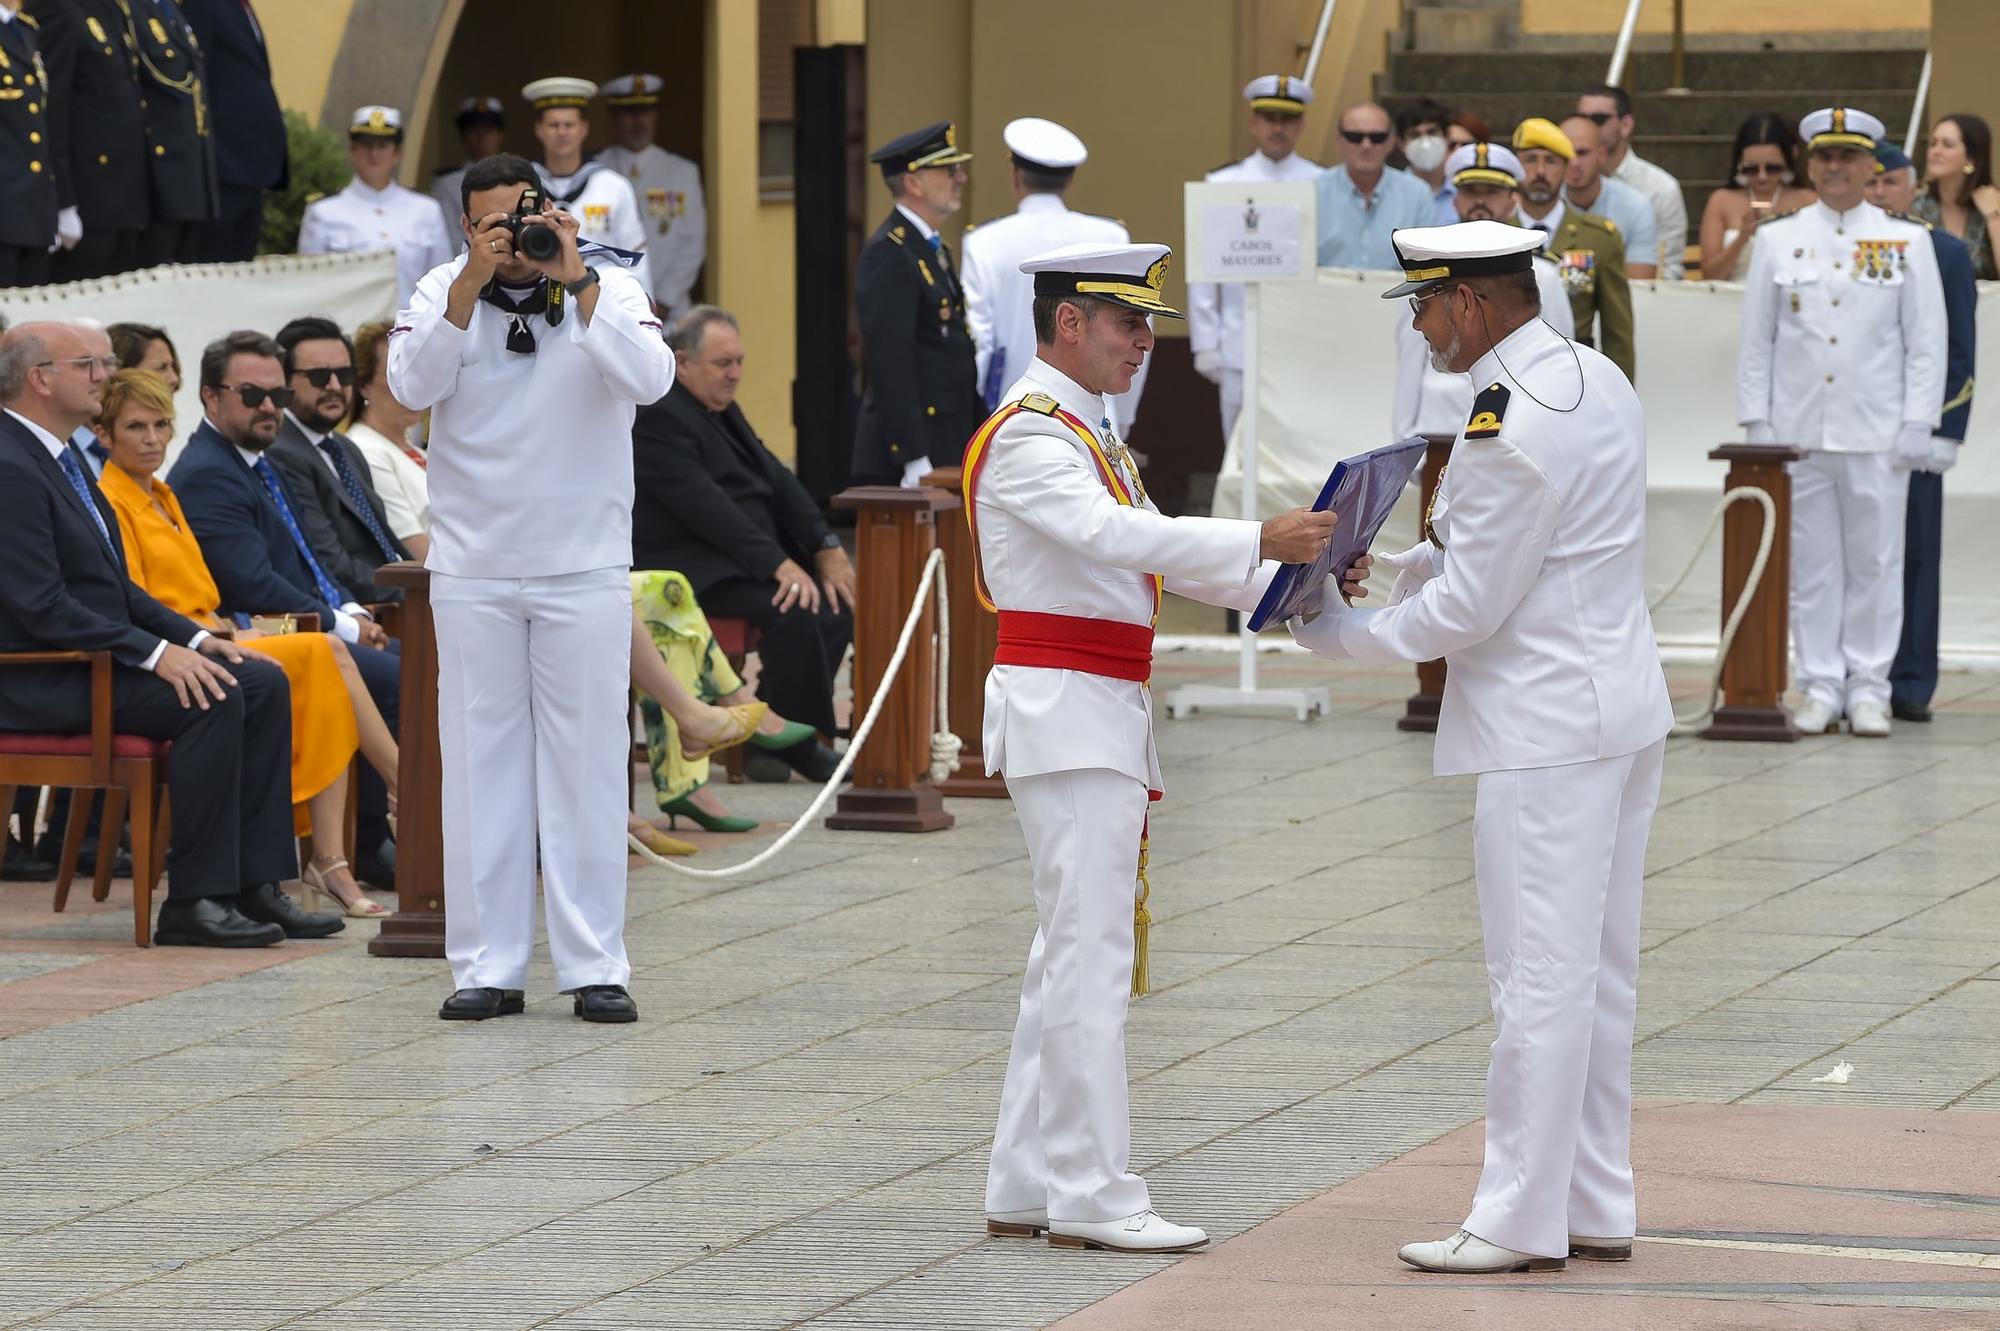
[743,747,794,784]
[572,984,638,1023]
[235,882,345,938]
[154,896,285,947]
[439,987,525,1021]
[763,737,842,784]
[37,835,132,879]
[353,841,397,891]
[1891,698,1932,723]
[1,834,55,883]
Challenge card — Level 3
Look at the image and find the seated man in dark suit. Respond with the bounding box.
[634,306,851,783]
[267,316,410,605]
[168,330,402,885]
[0,322,339,946]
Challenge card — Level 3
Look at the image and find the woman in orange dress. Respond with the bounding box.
[93,371,395,918]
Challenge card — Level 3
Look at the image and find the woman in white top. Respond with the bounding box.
[1699,112,1816,281]
[348,321,433,561]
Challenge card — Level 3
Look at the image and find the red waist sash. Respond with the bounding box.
[994,611,1154,682]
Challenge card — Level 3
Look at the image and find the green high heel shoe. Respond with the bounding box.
[748,718,819,751]
[662,794,759,834]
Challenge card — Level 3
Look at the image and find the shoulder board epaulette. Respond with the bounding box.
[1464,382,1509,439]
[17,12,37,28]
[888,224,906,245]
[1761,207,1807,225]
[304,192,326,205]
[1886,209,1932,229]
[1572,211,1617,237]
[961,221,979,234]
[1017,392,1059,415]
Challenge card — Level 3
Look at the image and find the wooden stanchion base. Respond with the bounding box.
[1702,704,1800,743]
[937,753,1007,798]
[368,910,446,958]
[825,784,956,832]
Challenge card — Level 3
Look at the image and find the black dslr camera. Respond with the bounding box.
[503,186,562,262]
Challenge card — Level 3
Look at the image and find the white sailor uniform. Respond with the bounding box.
[537,161,654,303]
[597,142,705,320]
[298,178,455,309]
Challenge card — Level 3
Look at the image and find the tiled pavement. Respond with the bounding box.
[2,650,1998,1330]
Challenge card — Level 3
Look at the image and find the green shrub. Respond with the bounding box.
[261,109,352,257]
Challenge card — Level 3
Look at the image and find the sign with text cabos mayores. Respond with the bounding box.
[1184,180,1315,285]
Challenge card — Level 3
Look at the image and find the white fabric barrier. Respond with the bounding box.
[1214,266,2000,658]
[0,251,398,472]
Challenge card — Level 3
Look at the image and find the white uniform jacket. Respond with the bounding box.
[386,253,672,579]
[1393,254,1573,440]
[974,359,1272,793]
[597,143,707,320]
[1737,199,1946,452]
[537,162,654,304]
[1186,150,1323,372]
[1295,319,1673,775]
[298,178,456,308]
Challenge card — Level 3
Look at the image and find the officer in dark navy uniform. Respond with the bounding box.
[851,121,985,488]
[0,6,61,285]
[31,0,148,281]
[129,0,216,266]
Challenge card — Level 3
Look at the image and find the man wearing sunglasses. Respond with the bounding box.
[1577,84,1687,279]
[1313,102,1435,270]
[266,316,411,607]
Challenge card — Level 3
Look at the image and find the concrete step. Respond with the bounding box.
[1384,89,1919,139]
[1385,47,1925,95]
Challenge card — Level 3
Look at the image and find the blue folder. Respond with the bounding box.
[1246,437,1429,632]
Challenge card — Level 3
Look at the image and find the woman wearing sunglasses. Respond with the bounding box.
[1699,112,1815,281]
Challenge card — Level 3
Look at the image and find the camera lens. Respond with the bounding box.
[518,222,561,261]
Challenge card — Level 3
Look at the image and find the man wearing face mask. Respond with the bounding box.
[1738,109,1946,738]
[1188,76,1323,441]
[1511,118,1634,381]
[1395,100,1458,225]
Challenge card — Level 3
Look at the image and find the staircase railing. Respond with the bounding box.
[1907,50,1933,155]
[1303,0,1338,87]
[1606,0,1645,86]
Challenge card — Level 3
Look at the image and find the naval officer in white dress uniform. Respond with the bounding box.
[596,74,708,323]
[959,118,1144,435]
[298,106,455,309]
[1293,220,1674,1274]
[1187,75,1324,440]
[966,241,1338,1254]
[522,77,654,303]
[1736,107,1946,738]
[388,153,672,1025]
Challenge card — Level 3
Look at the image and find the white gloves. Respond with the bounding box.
[1891,423,1933,472]
[54,207,82,252]
[1925,435,1960,474]
[1373,542,1443,606]
[1744,421,1776,444]
[1192,349,1222,383]
[898,454,936,489]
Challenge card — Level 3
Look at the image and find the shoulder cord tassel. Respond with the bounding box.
[1131,821,1152,998]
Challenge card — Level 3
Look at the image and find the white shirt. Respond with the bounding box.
[297,177,456,309]
[387,253,673,578]
[1517,199,1567,239]
[1187,150,1323,371]
[1609,147,1688,279]
[1294,319,1674,776]
[959,192,1140,432]
[6,408,203,670]
[346,419,430,540]
[597,143,706,320]
[973,359,1271,793]
[1392,254,1575,440]
[1736,198,1946,454]
[538,161,653,301]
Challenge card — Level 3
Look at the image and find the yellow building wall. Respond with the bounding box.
[1931,0,1997,139]
[1521,0,1929,31]
[263,0,357,120]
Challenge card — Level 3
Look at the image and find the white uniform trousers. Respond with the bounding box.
[1789,450,1909,712]
[1217,368,1243,445]
[1463,738,1665,1259]
[433,567,634,993]
[987,767,1152,1224]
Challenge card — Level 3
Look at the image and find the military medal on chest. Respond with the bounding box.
[1102,427,1148,506]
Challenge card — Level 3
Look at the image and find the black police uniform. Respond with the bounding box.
[851,122,983,488]
[128,0,216,267]
[31,0,148,281]
[0,12,59,286]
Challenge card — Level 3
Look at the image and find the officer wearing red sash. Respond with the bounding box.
[966,241,1337,1254]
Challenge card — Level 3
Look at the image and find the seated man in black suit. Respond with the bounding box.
[634,306,852,783]
[0,322,339,946]
[267,316,410,606]
[168,330,401,885]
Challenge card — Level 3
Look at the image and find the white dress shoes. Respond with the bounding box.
[986,1207,1048,1238]
[1569,1234,1633,1261]
[1397,1229,1565,1273]
[1791,697,1839,735]
[1848,700,1892,737]
[1048,1210,1209,1253]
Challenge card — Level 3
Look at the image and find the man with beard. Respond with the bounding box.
[1511,118,1634,381]
[1294,220,1673,1273]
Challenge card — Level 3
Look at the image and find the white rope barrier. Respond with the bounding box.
[1648,486,1777,735]
[628,548,960,879]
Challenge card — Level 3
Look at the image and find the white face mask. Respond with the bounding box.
[1404,134,1448,173]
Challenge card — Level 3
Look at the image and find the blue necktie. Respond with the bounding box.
[58,446,115,551]
[926,233,942,253]
[319,438,400,562]
[86,440,110,469]
[251,455,347,609]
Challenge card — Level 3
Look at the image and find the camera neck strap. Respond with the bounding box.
[479,278,564,354]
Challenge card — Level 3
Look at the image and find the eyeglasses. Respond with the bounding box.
[1738,162,1789,176]
[1581,111,1617,126]
[1341,130,1391,145]
[1408,285,1459,315]
[296,366,356,388]
[35,356,118,377]
[221,384,295,409]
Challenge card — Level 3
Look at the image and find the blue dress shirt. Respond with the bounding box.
[1314,164,1437,270]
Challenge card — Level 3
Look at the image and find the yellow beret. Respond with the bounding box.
[1511,117,1575,162]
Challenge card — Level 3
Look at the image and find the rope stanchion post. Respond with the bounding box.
[920,466,1007,798]
[824,485,959,832]
[1396,433,1456,733]
[1701,443,1804,740]
[368,562,446,958]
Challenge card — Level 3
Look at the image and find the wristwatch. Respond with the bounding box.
[819,532,843,551]
[565,266,600,295]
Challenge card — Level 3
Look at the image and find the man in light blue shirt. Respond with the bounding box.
[1315,102,1438,269]
[1559,113,1660,278]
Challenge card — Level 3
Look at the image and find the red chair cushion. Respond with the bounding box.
[0,732,170,759]
[710,618,761,656]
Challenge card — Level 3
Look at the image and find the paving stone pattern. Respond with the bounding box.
[2,655,1998,1330]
